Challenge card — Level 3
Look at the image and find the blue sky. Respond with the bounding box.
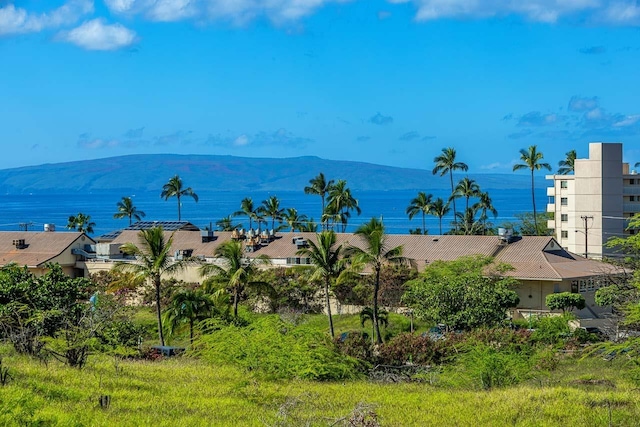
[2,0,640,172]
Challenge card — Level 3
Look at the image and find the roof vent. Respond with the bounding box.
[13,239,27,249]
[498,228,513,243]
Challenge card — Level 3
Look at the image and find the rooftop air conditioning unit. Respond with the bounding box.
[44,224,55,232]
[13,239,27,249]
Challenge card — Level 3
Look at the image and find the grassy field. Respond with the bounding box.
[1,347,640,426]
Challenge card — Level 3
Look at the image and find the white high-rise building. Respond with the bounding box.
[546,142,640,259]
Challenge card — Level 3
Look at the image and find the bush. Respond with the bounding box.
[531,315,571,346]
[546,292,586,313]
[451,344,531,389]
[193,316,363,380]
[378,333,438,366]
[334,331,373,363]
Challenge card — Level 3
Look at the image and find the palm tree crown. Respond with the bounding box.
[233,197,259,230]
[406,192,433,234]
[258,195,284,232]
[326,179,361,232]
[513,145,551,235]
[432,147,468,228]
[113,196,146,226]
[66,213,96,234]
[161,175,198,221]
[200,240,271,318]
[451,177,481,212]
[557,150,577,175]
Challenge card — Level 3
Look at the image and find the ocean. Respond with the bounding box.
[0,188,547,237]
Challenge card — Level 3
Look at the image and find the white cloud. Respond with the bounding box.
[59,18,137,50]
[0,0,93,35]
[104,0,352,24]
[389,0,602,23]
[233,134,250,146]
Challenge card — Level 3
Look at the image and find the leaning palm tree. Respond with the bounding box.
[432,147,468,228]
[258,195,284,232]
[430,198,450,235]
[199,240,271,318]
[282,208,308,232]
[163,289,220,345]
[296,231,345,338]
[406,191,433,234]
[115,226,193,346]
[557,149,577,175]
[113,196,146,226]
[473,191,498,234]
[513,145,552,236]
[66,213,96,234]
[360,307,389,344]
[160,175,198,221]
[451,177,481,212]
[344,218,414,344]
[304,173,335,230]
[326,179,361,232]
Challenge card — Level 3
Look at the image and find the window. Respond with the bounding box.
[286,257,311,265]
[561,230,568,238]
[631,196,636,202]
[560,180,568,189]
[631,179,636,185]
[561,214,568,222]
[561,197,568,206]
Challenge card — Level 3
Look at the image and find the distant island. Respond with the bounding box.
[0,154,535,194]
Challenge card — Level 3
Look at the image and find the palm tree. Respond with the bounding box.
[233,197,259,230]
[199,240,271,318]
[451,177,480,212]
[160,175,198,221]
[344,218,413,344]
[406,192,433,233]
[66,213,96,234]
[258,195,284,232]
[430,198,450,235]
[115,226,193,346]
[282,208,308,232]
[473,191,498,234]
[455,207,482,235]
[327,179,361,232]
[360,307,389,344]
[113,196,146,226]
[557,150,577,175]
[304,172,335,230]
[296,231,345,338]
[216,215,241,231]
[163,289,218,345]
[513,145,552,235]
[432,147,468,228]
[299,218,319,232]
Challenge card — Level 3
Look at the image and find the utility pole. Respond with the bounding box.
[578,215,593,259]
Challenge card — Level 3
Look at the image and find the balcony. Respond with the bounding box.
[547,187,555,197]
[547,220,556,230]
[623,203,640,214]
[547,203,556,212]
[623,187,640,195]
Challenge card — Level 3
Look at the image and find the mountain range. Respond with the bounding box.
[0,154,535,194]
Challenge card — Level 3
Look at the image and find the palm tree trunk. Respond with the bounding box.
[233,288,239,318]
[531,169,538,235]
[449,170,457,230]
[325,277,335,338]
[439,216,443,235]
[422,212,426,234]
[155,277,165,346]
[177,195,182,221]
[373,267,382,345]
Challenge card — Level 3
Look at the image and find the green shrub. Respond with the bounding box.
[335,331,373,363]
[378,333,438,366]
[193,316,363,380]
[531,315,571,345]
[452,344,531,389]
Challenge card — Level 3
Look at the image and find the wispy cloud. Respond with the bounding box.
[124,127,145,138]
[369,112,394,126]
[104,0,354,25]
[58,19,137,51]
[579,45,606,54]
[507,130,533,139]
[205,128,313,148]
[517,111,564,127]
[421,135,436,141]
[356,136,371,142]
[0,0,92,35]
[399,131,419,141]
[568,96,599,112]
[77,133,121,149]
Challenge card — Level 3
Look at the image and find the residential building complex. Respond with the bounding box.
[547,142,640,259]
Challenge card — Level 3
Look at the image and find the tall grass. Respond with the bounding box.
[1,348,640,426]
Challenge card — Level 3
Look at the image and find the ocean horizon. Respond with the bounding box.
[0,188,548,237]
